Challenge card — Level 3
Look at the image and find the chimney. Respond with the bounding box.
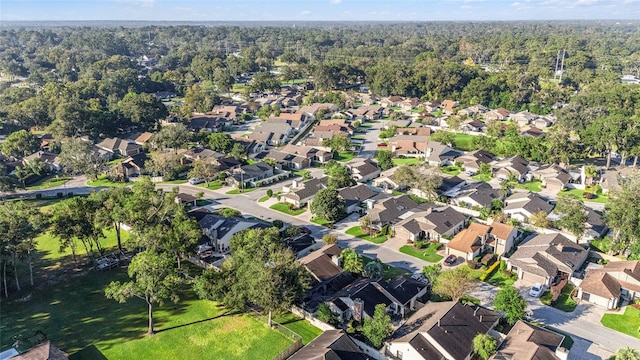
[474,308,479,316]
[331,255,340,267]
[556,347,569,360]
[353,298,364,323]
[437,319,441,327]
[555,243,564,252]
[292,179,298,189]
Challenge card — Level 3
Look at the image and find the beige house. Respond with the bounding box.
[394,205,468,243]
[446,222,518,260]
[578,261,640,310]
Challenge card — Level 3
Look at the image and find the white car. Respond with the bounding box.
[189,178,205,185]
[529,283,544,297]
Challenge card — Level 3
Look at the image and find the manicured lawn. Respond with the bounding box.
[336,152,356,162]
[484,269,517,287]
[453,133,480,151]
[541,284,577,312]
[516,179,542,192]
[25,175,72,190]
[258,195,270,202]
[198,180,223,190]
[392,158,421,166]
[472,173,492,182]
[87,174,128,187]
[565,187,609,204]
[601,306,640,339]
[362,256,409,280]
[226,187,258,194]
[441,165,462,176]
[311,217,332,226]
[399,244,444,263]
[345,226,387,244]
[272,313,323,345]
[35,228,127,263]
[0,269,297,360]
[270,203,307,216]
[160,179,187,185]
[351,135,366,140]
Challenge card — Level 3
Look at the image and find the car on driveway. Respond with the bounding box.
[443,255,457,266]
[189,178,204,185]
[377,142,387,147]
[529,283,544,297]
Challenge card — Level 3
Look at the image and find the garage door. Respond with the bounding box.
[522,272,545,285]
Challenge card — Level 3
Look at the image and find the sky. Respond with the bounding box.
[2,0,640,22]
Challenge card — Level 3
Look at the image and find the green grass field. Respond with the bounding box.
[311,217,332,226]
[392,158,421,166]
[87,174,129,187]
[601,306,640,339]
[336,152,356,162]
[198,180,223,190]
[565,188,609,203]
[453,134,479,151]
[345,226,387,244]
[25,175,72,190]
[399,244,444,263]
[258,195,270,202]
[541,284,577,312]
[35,228,127,263]
[226,187,258,194]
[516,179,542,192]
[270,203,307,216]
[471,173,492,182]
[441,165,462,176]
[0,268,312,360]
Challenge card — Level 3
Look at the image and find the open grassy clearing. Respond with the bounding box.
[25,175,72,190]
[453,133,479,151]
[0,268,313,360]
[601,306,640,339]
[515,179,542,192]
[87,174,128,187]
[392,157,421,166]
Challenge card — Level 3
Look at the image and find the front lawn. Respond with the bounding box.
[311,217,332,226]
[258,195,271,202]
[441,165,463,176]
[0,269,300,360]
[160,179,187,185]
[362,256,409,280]
[399,243,444,263]
[565,187,609,204]
[601,306,640,339]
[270,203,307,216]
[541,284,577,312]
[345,226,387,244]
[198,180,223,190]
[87,174,129,187]
[392,157,421,166]
[336,152,356,162]
[472,173,492,182]
[484,269,517,287]
[226,187,258,194]
[25,175,72,190]
[516,179,542,192]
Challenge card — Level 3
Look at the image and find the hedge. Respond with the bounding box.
[479,260,502,281]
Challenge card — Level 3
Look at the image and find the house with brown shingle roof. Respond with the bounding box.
[578,261,640,309]
[488,222,518,256]
[441,99,459,115]
[446,222,491,260]
[394,205,468,243]
[531,164,571,192]
[11,341,68,360]
[299,244,344,293]
[494,320,569,360]
[95,137,142,159]
[388,135,429,158]
[485,108,511,121]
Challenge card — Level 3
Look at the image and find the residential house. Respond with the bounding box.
[344,158,380,183]
[493,320,569,360]
[331,276,428,321]
[441,99,459,115]
[503,191,554,223]
[182,147,225,162]
[365,194,420,229]
[10,341,68,360]
[288,330,369,360]
[186,115,227,133]
[313,123,354,138]
[521,125,545,138]
[584,208,609,240]
[210,104,240,120]
[426,141,462,166]
[265,149,309,170]
[228,161,275,188]
[386,119,412,128]
[531,164,571,192]
[348,105,384,122]
[279,144,333,164]
[449,181,502,210]
[248,122,293,146]
[388,135,429,158]
[488,222,519,256]
[299,244,346,295]
[446,222,491,260]
[457,104,488,117]
[455,149,495,175]
[381,96,404,108]
[485,108,511,121]
[175,193,197,207]
[112,152,148,179]
[578,261,640,310]
[423,100,441,113]
[338,184,377,214]
[533,115,556,129]
[23,151,61,172]
[507,233,588,286]
[437,175,467,195]
[189,209,262,253]
[493,155,530,182]
[372,167,403,193]
[95,137,142,159]
[281,177,329,208]
[400,97,422,111]
[600,167,639,194]
[212,156,242,172]
[510,111,538,127]
[129,131,153,146]
[399,127,431,137]
[297,103,339,119]
[461,118,486,132]
[394,205,468,243]
[386,301,500,360]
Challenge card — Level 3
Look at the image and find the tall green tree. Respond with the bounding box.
[554,195,586,240]
[0,163,18,193]
[362,303,393,348]
[207,133,234,153]
[473,333,497,360]
[325,161,355,189]
[433,266,475,301]
[1,130,40,159]
[310,188,346,222]
[374,150,395,171]
[150,123,192,152]
[188,159,218,187]
[58,137,105,180]
[339,248,363,275]
[323,133,352,154]
[105,250,182,335]
[93,187,133,253]
[117,92,168,131]
[605,177,640,256]
[493,285,526,325]
[50,196,104,263]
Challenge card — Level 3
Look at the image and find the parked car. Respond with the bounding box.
[377,142,387,147]
[189,178,205,185]
[444,255,457,266]
[529,283,544,297]
[299,227,312,235]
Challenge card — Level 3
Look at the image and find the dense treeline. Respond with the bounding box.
[1,22,640,138]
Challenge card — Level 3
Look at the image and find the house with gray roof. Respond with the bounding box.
[365,194,420,229]
[507,233,588,286]
[393,205,468,243]
[228,161,275,188]
[288,330,369,360]
[189,209,262,254]
[281,177,329,208]
[247,122,293,146]
[95,137,142,159]
[23,151,61,172]
[578,260,640,310]
[493,155,530,182]
[338,184,377,214]
[386,301,500,360]
[449,181,503,210]
[503,191,554,223]
[531,164,572,192]
[426,141,462,166]
[455,149,495,175]
[344,158,380,183]
[494,320,569,360]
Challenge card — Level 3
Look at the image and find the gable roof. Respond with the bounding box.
[509,233,587,277]
[495,320,565,360]
[338,184,377,207]
[581,260,640,298]
[504,192,553,215]
[12,341,68,360]
[489,222,516,240]
[580,271,622,299]
[285,177,329,202]
[368,195,420,225]
[447,223,490,253]
[288,330,368,360]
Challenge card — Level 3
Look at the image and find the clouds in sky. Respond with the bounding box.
[1,0,640,21]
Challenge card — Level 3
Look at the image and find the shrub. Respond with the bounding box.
[266,189,273,197]
[414,240,427,249]
[481,254,496,267]
[499,260,506,271]
[583,192,594,199]
[272,220,284,229]
[480,260,502,281]
[467,260,478,269]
